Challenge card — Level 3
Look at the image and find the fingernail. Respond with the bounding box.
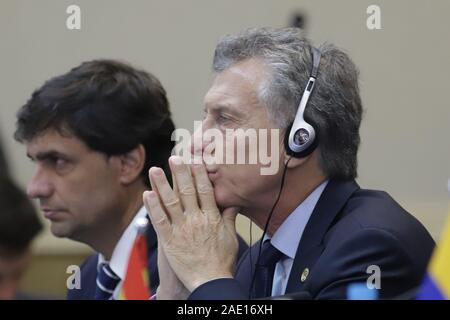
[146,191,156,198]
[150,167,163,176]
[170,156,183,165]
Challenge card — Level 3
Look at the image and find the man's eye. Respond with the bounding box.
[55,158,67,167]
[46,157,68,170]
[217,114,231,123]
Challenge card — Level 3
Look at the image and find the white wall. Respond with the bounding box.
[1,0,449,253]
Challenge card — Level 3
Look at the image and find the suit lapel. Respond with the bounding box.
[86,255,100,299]
[285,179,359,293]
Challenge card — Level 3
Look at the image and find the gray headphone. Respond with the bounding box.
[284,47,322,158]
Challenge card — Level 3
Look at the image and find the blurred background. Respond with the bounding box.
[0,0,449,298]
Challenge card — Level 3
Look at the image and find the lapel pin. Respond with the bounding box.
[301,268,310,282]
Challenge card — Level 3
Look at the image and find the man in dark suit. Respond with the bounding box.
[143,27,435,300]
[14,60,176,300]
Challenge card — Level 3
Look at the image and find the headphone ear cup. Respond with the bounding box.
[284,122,318,158]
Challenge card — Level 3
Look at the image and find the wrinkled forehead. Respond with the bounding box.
[204,58,270,112]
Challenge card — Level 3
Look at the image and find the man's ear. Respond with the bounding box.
[117,144,146,185]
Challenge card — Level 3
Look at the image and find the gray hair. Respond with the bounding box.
[212,27,363,180]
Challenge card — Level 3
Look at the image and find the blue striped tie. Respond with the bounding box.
[95,262,120,300]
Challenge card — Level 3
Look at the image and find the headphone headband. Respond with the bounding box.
[311,47,322,78]
[284,46,322,158]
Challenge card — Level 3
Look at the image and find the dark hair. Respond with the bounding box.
[213,28,362,180]
[14,60,175,186]
[0,177,42,257]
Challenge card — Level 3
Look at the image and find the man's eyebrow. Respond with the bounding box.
[205,104,244,117]
[27,150,67,161]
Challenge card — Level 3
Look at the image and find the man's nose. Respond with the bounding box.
[26,168,53,199]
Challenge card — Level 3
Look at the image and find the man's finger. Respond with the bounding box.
[169,156,199,213]
[143,190,171,240]
[191,163,219,213]
[149,167,185,225]
[172,169,179,195]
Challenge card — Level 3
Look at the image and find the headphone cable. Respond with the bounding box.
[248,156,292,298]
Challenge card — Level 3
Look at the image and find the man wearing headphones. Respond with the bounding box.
[144,27,434,300]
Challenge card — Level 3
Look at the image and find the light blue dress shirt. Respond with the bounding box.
[265,180,329,297]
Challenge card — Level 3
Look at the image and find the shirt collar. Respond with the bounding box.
[269,180,328,259]
[97,206,147,279]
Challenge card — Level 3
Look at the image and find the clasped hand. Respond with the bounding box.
[143,156,239,298]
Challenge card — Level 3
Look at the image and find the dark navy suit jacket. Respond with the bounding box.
[189,180,435,300]
[67,221,249,299]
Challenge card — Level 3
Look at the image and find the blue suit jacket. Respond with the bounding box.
[67,220,249,299]
[189,180,435,300]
